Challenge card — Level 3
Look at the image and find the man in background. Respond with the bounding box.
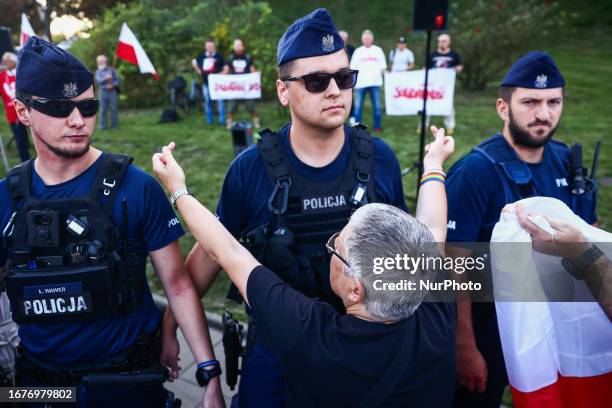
[350,29,386,132]
[339,30,356,124]
[95,54,120,130]
[389,37,415,72]
[193,39,225,126]
[223,38,260,129]
[0,52,30,162]
[339,30,355,61]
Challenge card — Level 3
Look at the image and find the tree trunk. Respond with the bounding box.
[41,0,53,41]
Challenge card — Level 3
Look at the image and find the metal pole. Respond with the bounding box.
[417,29,433,195]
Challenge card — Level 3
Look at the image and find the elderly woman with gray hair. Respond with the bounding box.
[153,126,456,407]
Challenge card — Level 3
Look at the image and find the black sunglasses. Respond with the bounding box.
[22,97,99,118]
[281,69,359,93]
[326,232,352,270]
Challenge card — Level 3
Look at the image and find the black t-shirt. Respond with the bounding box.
[247,265,456,407]
[428,50,462,68]
[195,52,225,84]
[227,53,253,74]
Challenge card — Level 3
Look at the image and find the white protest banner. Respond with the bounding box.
[384,68,456,116]
[208,72,261,100]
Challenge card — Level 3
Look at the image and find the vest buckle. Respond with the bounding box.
[267,176,292,215]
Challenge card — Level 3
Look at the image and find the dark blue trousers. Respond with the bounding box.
[231,342,287,408]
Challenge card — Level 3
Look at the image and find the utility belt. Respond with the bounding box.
[16,330,163,387]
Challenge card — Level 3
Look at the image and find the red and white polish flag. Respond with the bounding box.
[491,197,612,408]
[20,13,35,48]
[115,23,158,80]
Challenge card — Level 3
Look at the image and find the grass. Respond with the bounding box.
[1,30,610,321]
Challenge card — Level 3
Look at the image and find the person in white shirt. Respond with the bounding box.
[389,37,415,72]
[349,29,386,132]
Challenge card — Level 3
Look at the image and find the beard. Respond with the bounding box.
[508,109,559,148]
[39,137,91,159]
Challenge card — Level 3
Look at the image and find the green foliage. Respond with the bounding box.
[449,0,572,90]
[69,0,285,108]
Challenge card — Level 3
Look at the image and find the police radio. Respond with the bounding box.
[569,144,586,195]
[569,142,601,196]
[222,309,246,390]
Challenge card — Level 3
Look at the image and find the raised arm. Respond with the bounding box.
[152,143,259,303]
[416,126,455,242]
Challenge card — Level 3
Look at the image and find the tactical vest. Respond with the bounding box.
[1,153,147,324]
[472,134,597,222]
[237,125,378,310]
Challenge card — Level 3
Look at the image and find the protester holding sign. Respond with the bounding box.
[223,38,260,129]
[423,33,463,135]
[350,29,387,132]
[192,39,225,126]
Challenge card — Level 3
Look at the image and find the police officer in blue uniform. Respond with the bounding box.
[0,37,225,407]
[160,9,409,407]
[447,51,598,407]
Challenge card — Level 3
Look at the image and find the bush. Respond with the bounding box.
[69,0,285,108]
[449,0,572,90]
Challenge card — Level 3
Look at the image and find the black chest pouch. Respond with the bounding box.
[2,154,147,324]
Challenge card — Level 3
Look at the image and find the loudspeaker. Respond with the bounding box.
[0,26,15,56]
[413,0,449,31]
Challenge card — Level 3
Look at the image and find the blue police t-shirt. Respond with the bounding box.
[0,153,185,364]
[247,265,456,407]
[216,123,408,238]
[446,136,597,243]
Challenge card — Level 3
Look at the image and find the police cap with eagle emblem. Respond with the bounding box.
[277,8,345,66]
[501,51,565,89]
[16,36,93,99]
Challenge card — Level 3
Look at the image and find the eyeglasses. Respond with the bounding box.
[326,231,352,270]
[22,97,99,118]
[281,69,359,93]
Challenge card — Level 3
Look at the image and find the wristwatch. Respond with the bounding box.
[169,187,193,208]
[195,360,222,387]
[561,244,604,280]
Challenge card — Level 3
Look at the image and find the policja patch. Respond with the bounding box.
[302,192,348,214]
